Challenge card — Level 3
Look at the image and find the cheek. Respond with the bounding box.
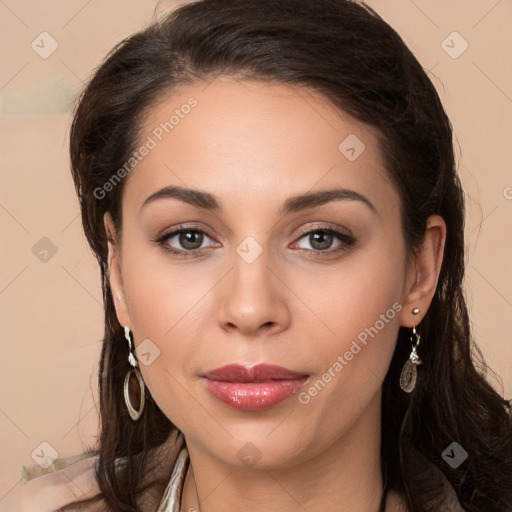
[297,234,405,347]
[119,241,222,426]
[292,244,405,435]
[120,229,215,337]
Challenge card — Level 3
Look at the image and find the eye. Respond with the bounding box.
[153,223,355,259]
[154,225,219,257]
[292,226,355,254]
[169,230,208,251]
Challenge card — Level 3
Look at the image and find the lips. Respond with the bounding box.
[203,363,308,382]
[202,363,309,411]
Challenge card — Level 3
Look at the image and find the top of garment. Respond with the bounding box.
[155,445,188,512]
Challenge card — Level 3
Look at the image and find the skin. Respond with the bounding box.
[104,78,446,512]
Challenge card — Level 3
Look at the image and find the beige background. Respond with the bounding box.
[1,0,511,505]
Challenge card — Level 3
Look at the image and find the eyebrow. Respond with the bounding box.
[140,185,377,216]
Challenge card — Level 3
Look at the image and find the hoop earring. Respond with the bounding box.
[123,326,146,421]
[400,310,422,393]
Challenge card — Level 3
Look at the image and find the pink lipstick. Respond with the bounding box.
[202,363,309,410]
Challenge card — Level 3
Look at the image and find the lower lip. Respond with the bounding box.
[203,377,309,410]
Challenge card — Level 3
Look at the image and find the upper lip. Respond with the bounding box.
[203,363,308,382]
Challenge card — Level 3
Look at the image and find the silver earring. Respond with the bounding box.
[400,310,422,393]
[123,326,145,421]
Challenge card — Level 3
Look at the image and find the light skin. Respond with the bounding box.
[104,78,446,511]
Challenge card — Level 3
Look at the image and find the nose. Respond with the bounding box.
[216,245,291,337]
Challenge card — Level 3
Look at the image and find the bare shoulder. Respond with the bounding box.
[1,453,102,512]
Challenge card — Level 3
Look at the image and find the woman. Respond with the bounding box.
[18,0,512,510]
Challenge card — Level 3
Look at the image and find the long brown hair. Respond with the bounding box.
[63,0,512,510]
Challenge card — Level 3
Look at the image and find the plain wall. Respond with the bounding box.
[1,0,511,504]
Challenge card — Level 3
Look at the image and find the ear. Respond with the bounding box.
[104,212,131,328]
[399,214,447,327]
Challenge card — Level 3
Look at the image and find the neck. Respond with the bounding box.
[180,391,390,512]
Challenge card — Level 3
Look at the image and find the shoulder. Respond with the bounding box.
[2,428,185,512]
[1,453,101,512]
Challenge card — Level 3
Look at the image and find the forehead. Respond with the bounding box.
[123,77,397,217]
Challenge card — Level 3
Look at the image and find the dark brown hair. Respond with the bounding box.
[63,0,512,510]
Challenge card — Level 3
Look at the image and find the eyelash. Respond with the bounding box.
[153,224,355,259]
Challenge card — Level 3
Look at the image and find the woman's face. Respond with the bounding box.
[106,78,420,469]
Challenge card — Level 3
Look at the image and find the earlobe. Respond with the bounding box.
[103,212,130,327]
[400,215,447,327]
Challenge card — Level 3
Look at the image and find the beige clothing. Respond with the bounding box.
[1,429,184,512]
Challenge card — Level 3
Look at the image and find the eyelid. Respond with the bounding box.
[156,222,214,238]
[293,222,353,240]
[154,223,218,246]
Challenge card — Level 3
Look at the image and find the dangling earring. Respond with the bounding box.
[400,308,422,393]
[123,326,146,421]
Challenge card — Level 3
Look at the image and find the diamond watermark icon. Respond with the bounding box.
[237,442,262,468]
[32,237,58,263]
[31,441,58,469]
[441,32,468,59]
[236,236,263,264]
[31,31,59,59]
[442,441,468,469]
[135,338,161,366]
[338,134,366,161]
